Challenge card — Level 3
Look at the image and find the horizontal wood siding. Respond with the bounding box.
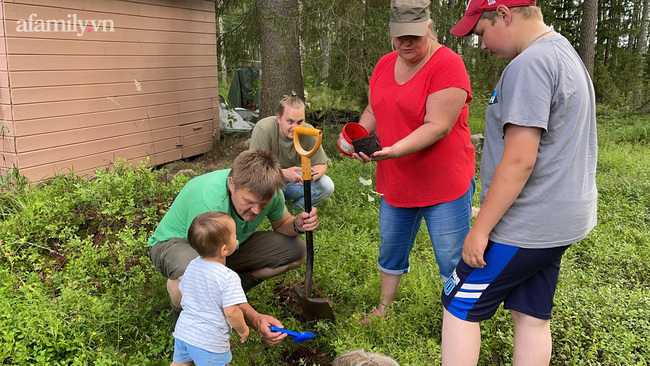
[3,0,218,181]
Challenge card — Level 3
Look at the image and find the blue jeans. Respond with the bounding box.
[283,175,335,211]
[378,178,475,282]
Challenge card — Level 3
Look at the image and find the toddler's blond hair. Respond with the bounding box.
[333,349,399,366]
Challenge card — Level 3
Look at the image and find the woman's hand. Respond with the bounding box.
[368,147,395,162]
[351,152,372,163]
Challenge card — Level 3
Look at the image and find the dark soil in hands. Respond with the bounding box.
[352,135,382,157]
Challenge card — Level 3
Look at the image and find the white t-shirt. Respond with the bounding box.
[481,34,598,249]
[173,257,247,353]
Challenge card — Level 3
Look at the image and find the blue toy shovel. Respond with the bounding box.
[269,326,317,343]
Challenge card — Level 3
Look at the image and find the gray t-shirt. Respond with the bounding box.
[249,116,328,168]
[480,34,598,249]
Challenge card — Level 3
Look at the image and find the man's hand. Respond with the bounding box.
[295,207,319,232]
[461,228,489,268]
[253,314,287,346]
[283,167,302,184]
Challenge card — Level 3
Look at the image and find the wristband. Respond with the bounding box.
[293,220,305,234]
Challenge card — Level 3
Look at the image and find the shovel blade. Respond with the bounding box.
[294,286,336,322]
[293,331,317,343]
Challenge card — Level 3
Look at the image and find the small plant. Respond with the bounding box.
[358,176,383,202]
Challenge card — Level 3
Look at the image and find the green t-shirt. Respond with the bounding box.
[147,169,287,247]
[249,116,328,168]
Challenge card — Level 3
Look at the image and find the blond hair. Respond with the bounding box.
[428,19,438,42]
[333,349,399,366]
[187,212,233,258]
[480,5,543,23]
[277,91,305,118]
[229,149,285,202]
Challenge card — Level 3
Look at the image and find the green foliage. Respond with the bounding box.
[0,167,29,218]
[0,159,188,365]
[1,112,650,364]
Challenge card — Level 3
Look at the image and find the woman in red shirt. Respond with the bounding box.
[349,0,475,317]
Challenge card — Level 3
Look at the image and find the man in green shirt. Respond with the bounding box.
[249,94,334,212]
[147,149,319,346]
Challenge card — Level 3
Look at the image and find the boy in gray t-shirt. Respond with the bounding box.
[441,0,597,364]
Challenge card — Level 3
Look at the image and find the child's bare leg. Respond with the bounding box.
[511,310,551,366]
[170,361,193,366]
[441,308,480,366]
[378,271,402,313]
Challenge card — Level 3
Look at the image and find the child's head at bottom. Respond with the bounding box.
[188,211,237,259]
[333,349,399,366]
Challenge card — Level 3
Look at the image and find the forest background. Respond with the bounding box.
[216,0,650,116]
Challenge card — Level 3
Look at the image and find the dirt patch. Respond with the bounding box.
[272,280,335,365]
[272,279,307,321]
[198,133,252,172]
[280,345,333,366]
[159,133,251,177]
[272,279,336,321]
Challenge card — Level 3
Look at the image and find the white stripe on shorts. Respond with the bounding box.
[455,291,482,299]
[461,283,489,290]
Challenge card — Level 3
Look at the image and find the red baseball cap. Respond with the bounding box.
[451,0,536,37]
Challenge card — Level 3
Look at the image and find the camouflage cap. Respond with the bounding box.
[389,0,431,38]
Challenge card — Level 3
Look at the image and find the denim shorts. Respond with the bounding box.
[173,338,232,365]
[378,178,475,282]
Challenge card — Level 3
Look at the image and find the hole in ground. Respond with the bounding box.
[280,345,333,366]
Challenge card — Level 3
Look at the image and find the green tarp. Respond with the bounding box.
[227,67,261,109]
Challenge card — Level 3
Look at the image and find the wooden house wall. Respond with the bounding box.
[1,0,218,181]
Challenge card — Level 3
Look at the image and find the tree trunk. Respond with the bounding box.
[319,13,330,85]
[639,0,650,54]
[258,0,304,118]
[579,0,598,77]
[218,15,227,87]
[628,1,640,52]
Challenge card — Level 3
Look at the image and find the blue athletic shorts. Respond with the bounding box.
[442,241,570,322]
[173,338,232,366]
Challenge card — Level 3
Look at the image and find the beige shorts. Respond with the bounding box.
[148,231,306,279]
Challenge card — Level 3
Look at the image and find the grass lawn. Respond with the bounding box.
[0,107,648,365]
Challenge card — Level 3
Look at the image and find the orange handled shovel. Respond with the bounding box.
[292,126,335,322]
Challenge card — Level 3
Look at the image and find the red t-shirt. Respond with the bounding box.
[369,46,475,207]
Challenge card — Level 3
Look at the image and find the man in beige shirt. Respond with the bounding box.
[249,94,334,212]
